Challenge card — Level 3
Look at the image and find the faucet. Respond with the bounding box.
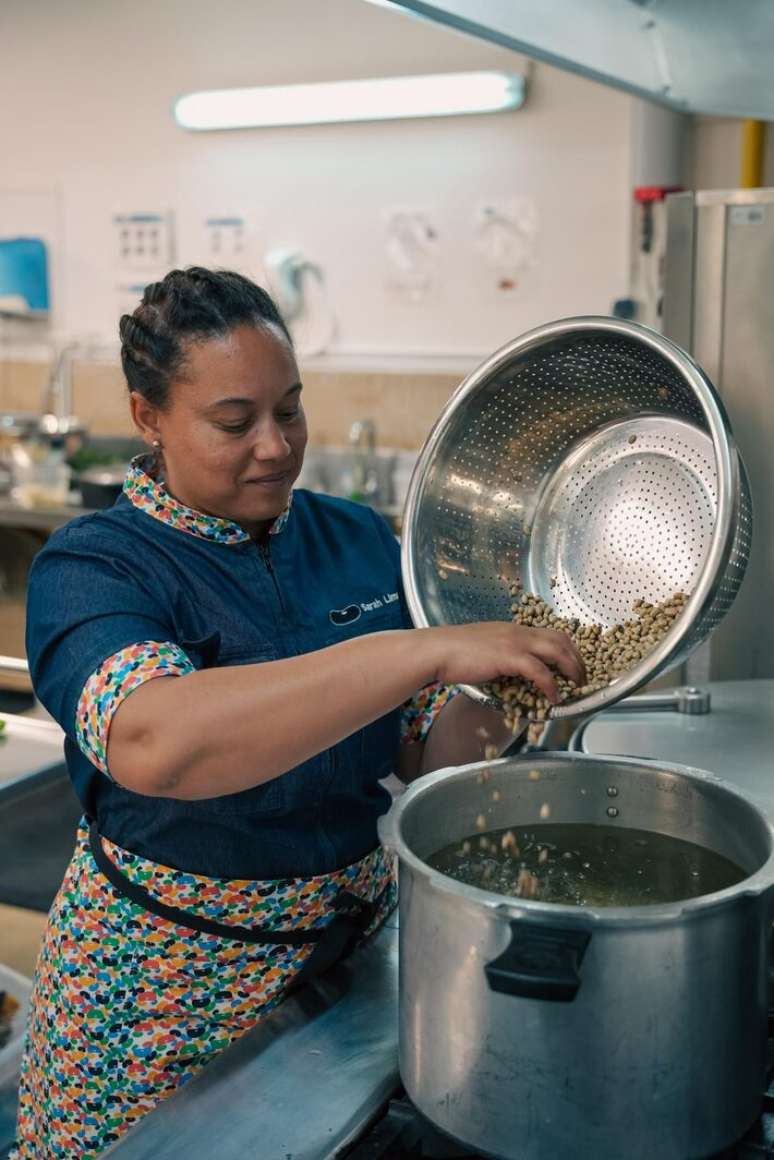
[39,337,103,448]
[349,419,380,504]
[40,341,80,436]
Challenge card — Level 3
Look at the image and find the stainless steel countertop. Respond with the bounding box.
[0,712,65,798]
[103,917,400,1160]
[575,679,774,818]
[0,497,93,531]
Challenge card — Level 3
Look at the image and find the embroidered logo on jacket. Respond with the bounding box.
[329,592,399,626]
[329,605,361,626]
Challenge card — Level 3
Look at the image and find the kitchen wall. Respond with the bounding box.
[0,356,461,449]
[690,117,774,190]
[0,0,633,376]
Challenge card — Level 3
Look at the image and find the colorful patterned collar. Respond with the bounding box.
[123,455,291,544]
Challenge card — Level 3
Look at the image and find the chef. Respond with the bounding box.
[13,266,583,1157]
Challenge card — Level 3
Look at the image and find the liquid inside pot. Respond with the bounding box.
[427,823,746,907]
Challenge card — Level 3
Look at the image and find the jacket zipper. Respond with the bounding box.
[258,541,287,616]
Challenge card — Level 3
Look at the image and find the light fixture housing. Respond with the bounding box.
[174,71,525,131]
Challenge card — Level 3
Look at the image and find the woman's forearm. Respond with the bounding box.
[107,618,584,799]
[108,629,438,798]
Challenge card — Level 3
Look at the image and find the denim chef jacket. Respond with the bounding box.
[25,482,411,879]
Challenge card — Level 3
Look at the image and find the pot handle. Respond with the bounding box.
[484,922,591,1002]
[377,805,397,854]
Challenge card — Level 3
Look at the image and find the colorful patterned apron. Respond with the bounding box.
[11,821,396,1159]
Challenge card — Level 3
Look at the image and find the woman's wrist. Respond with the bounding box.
[411,626,447,686]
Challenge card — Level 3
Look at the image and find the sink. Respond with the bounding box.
[296,447,417,528]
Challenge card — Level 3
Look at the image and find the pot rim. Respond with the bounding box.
[381,752,774,928]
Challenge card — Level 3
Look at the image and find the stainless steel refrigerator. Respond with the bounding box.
[664,188,774,681]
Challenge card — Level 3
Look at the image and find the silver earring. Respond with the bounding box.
[152,438,161,449]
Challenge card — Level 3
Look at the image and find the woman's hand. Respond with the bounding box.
[423,622,585,704]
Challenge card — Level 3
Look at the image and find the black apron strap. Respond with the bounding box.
[87,822,380,981]
[285,890,378,993]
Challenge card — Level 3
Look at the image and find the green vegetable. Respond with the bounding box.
[67,447,118,471]
[67,444,138,473]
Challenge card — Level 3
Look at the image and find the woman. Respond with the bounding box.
[13,268,583,1158]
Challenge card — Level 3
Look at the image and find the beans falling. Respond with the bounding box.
[516,867,539,898]
[491,588,689,734]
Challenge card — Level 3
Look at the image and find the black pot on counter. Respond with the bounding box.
[78,465,126,509]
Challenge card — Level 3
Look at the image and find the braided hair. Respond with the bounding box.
[119,268,292,408]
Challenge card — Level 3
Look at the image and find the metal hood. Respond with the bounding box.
[376,0,774,119]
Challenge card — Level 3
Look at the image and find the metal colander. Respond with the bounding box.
[401,317,752,718]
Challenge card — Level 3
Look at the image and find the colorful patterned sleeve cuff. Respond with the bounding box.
[76,641,195,777]
[400,682,460,745]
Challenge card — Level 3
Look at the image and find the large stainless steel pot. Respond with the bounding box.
[380,753,774,1160]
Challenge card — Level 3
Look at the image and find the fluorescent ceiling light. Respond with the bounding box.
[361,0,414,9]
[174,71,525,131]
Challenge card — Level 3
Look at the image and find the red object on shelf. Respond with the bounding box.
[634,186,683,204]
